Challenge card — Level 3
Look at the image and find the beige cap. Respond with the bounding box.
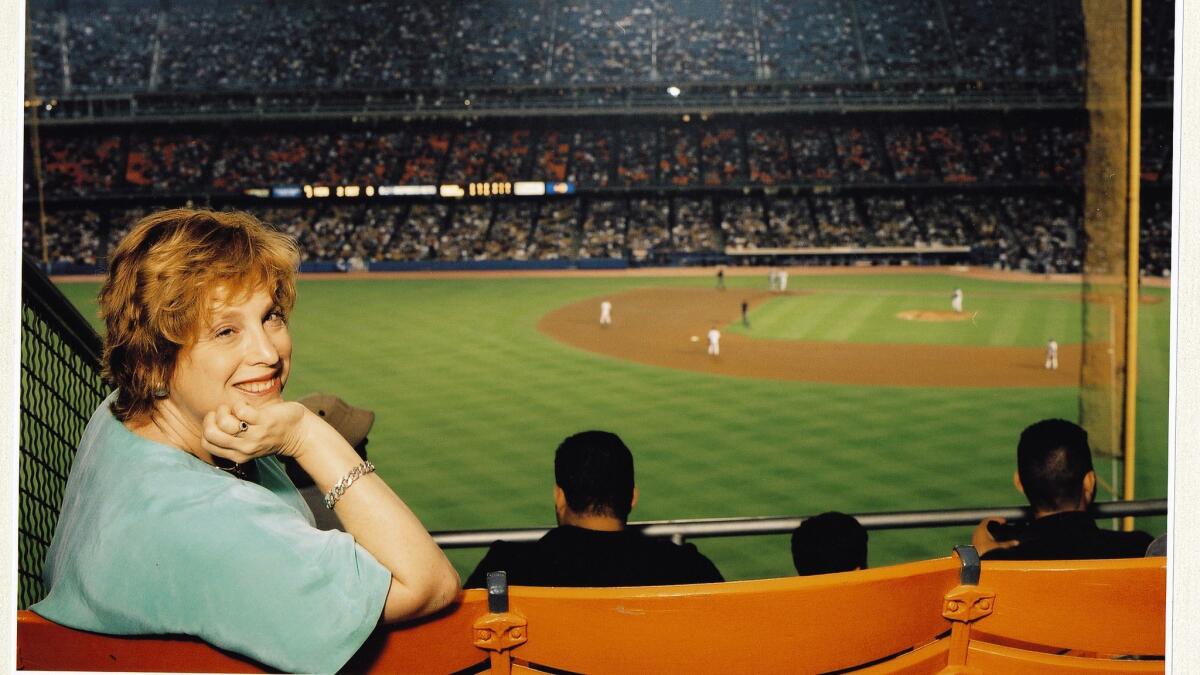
[297,393,375,447]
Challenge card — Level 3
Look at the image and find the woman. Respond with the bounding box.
[32,209,460,673]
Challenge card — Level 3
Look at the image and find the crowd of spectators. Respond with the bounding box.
[124,134,213,192]
[579,200,628,259]
[831,128,888,183]
[25,0,1174,96]
[812,197,870,247]
[671,198,719,252]
[36,134,124,197]
[661,127,699,187]
[484,202,535,260]
[439,203,492,260]
[747,129,793,185]
[1009,126,1086,182]
[910,196,970,247]
[719,198,766,250]
[700,128,743,186]
[567,130,613,187]
[552,1,653,84]
[20,118,1173,276]
[26,122,1158,198]
[23,190,1173,276]
[617,129,658,186]
[862,196,920,246]
[528,202,581,260]
[1141,197,1172,277]
[856,0,955,79]
[442,130,494,185]
[766,198,820,248]
[1141,123,1173,184]
[384,203,446,261]
[758,0,859,81]
[655,1,756,82]
[625,198,672,260]
[1000,195,1081,273]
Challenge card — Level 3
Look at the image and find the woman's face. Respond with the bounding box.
[168,286,292,426]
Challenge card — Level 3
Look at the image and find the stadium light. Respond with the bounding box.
[666,86,681,98]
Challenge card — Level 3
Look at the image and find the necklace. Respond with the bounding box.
[215,457,260,482]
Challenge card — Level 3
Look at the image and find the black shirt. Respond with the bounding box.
[463,525,725,588]
[982,511,1154,561]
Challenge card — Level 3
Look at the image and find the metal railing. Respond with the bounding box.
[431,499,1167,548]
[27,75,1153,126]
[19,255,108,609]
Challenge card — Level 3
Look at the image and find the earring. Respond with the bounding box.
[153,384,169,398]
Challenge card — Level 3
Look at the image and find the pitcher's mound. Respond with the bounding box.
[897,310,973,322]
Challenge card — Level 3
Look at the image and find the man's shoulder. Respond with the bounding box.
[1096,527,1155,553]
[463,539,541,588]
[983,523,1155,561]
[625,536,724,582]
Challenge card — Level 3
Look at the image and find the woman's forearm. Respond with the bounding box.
[294,417,460,622]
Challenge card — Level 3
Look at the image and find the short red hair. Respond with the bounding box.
[99,209,299,423]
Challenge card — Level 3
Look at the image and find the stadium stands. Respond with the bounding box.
[20,116,1174,274]
[22,0,1174,275]
[29,0,1170,95]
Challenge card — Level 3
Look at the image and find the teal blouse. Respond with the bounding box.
[32,393,391,673]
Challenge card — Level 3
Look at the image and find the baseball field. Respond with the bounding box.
[54,267,1171,581]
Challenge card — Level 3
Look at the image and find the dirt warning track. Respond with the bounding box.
[537,288,1081,388]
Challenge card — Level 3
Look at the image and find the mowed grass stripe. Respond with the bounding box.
[744,291,1083,347]
[51,274,1169,582]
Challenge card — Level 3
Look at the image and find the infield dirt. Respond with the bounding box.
[538,287,1081,388]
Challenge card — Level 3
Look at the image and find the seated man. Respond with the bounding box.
[973,418,1153,560]
[464,431,724,587]
[791,511,868,575]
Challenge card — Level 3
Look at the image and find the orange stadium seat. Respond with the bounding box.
[16,553,1165,673]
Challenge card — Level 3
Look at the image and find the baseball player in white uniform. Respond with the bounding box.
[707,326,721,356]
[1045,338,1059,370]
[599,300,612,326]
[778,269,789,292]
[951,287,963,313]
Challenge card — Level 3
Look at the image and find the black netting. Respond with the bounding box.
[19,257,107,609]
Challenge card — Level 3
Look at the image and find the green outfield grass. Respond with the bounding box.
[55,272,1170,582]
[727,284,1084,346]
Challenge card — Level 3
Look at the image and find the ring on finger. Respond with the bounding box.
[236,420,249,435]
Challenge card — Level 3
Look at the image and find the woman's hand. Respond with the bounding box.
[200,401,310,464]
[205,400,461,621]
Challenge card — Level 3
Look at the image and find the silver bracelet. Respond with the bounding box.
[324,461,376,510]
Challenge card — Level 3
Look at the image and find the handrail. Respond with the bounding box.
[21,254,103,366]
[431,498,1167,548]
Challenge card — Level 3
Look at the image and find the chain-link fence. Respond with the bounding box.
[19,256,107,609]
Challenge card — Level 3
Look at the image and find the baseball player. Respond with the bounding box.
[741,300,750,327]
[707,325,721,356]
[1045,338,1059,370]
[600,300,612,326]
[779,269,789,292]
[951,287,964,313]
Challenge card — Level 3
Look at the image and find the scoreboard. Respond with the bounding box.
[250,181,575,201]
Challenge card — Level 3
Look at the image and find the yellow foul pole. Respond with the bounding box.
[1122,0,1142,531]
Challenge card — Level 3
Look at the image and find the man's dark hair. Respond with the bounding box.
[790,511,868,576]
[554,431,635,521]
[1017,419,1094,512]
